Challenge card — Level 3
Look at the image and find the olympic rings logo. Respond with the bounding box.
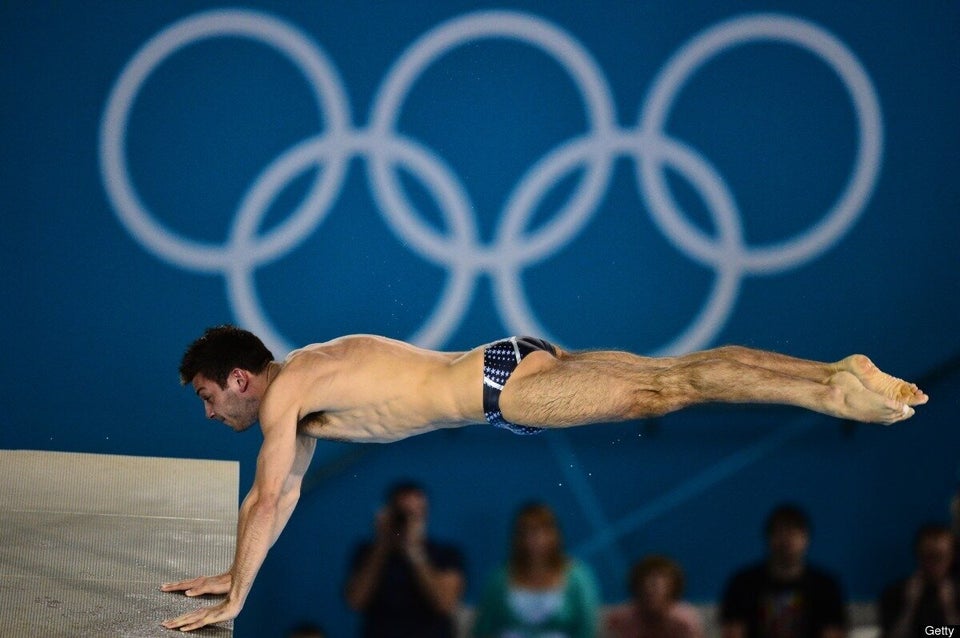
[100,8,882,357]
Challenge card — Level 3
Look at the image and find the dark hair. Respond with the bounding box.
[913,522,953,553]
[287,622,326,638]
[509,502,568,576]
[628,554,685,600]
[385,480,426,505]
[764,503,811,537]
[178,325,274,387]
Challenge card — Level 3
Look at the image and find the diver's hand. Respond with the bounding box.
[161,598,239,632]
[160,572,231,597]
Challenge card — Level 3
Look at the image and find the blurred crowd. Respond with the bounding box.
[288,481,960,638]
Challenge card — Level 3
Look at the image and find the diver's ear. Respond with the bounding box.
[230,368,250,392]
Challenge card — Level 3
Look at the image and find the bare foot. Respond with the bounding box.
[826,371,914,425]
[838,354,928,406]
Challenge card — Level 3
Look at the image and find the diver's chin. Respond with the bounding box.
[232,419,257,432]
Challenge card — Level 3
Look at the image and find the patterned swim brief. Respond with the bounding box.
[482,336,557,435]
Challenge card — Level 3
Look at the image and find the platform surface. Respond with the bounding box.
[0,450,238,637]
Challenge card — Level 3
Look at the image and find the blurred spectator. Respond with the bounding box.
[472,502,599,638]
[951,487,960,579]
[287,622,326,638]
[606,554,704,638]
[345,481,466,638]
[879,523,959,638]
[951,487,960,539]
[720,503,847,638]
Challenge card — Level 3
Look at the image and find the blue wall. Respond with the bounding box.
[2,1,958,636]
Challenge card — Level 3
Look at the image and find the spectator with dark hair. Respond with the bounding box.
[952,488,960,539]
[606,554,704,638]
[879,523,959,638]
[287,622,326,638]
[472,502,599,638]
[720,503,847,638]
[344,481,466,638]
[951,488,960,579]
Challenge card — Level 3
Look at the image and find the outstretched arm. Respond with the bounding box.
[161,403,314,632]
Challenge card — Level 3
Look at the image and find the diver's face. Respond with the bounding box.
[191,372,259,432]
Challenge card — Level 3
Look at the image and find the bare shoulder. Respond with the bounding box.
[286,334,414,356]
[259,336,428,420]
[258,347,341,427]
[288,334,456,362]
[271,347,340,392]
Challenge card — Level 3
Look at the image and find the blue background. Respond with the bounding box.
[1,1,958,636]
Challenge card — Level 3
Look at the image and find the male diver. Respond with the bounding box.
[161,325,926,631]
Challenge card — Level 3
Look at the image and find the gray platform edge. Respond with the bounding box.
[0,450,238,637]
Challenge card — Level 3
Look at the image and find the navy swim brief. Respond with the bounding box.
[482,336,557,435]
